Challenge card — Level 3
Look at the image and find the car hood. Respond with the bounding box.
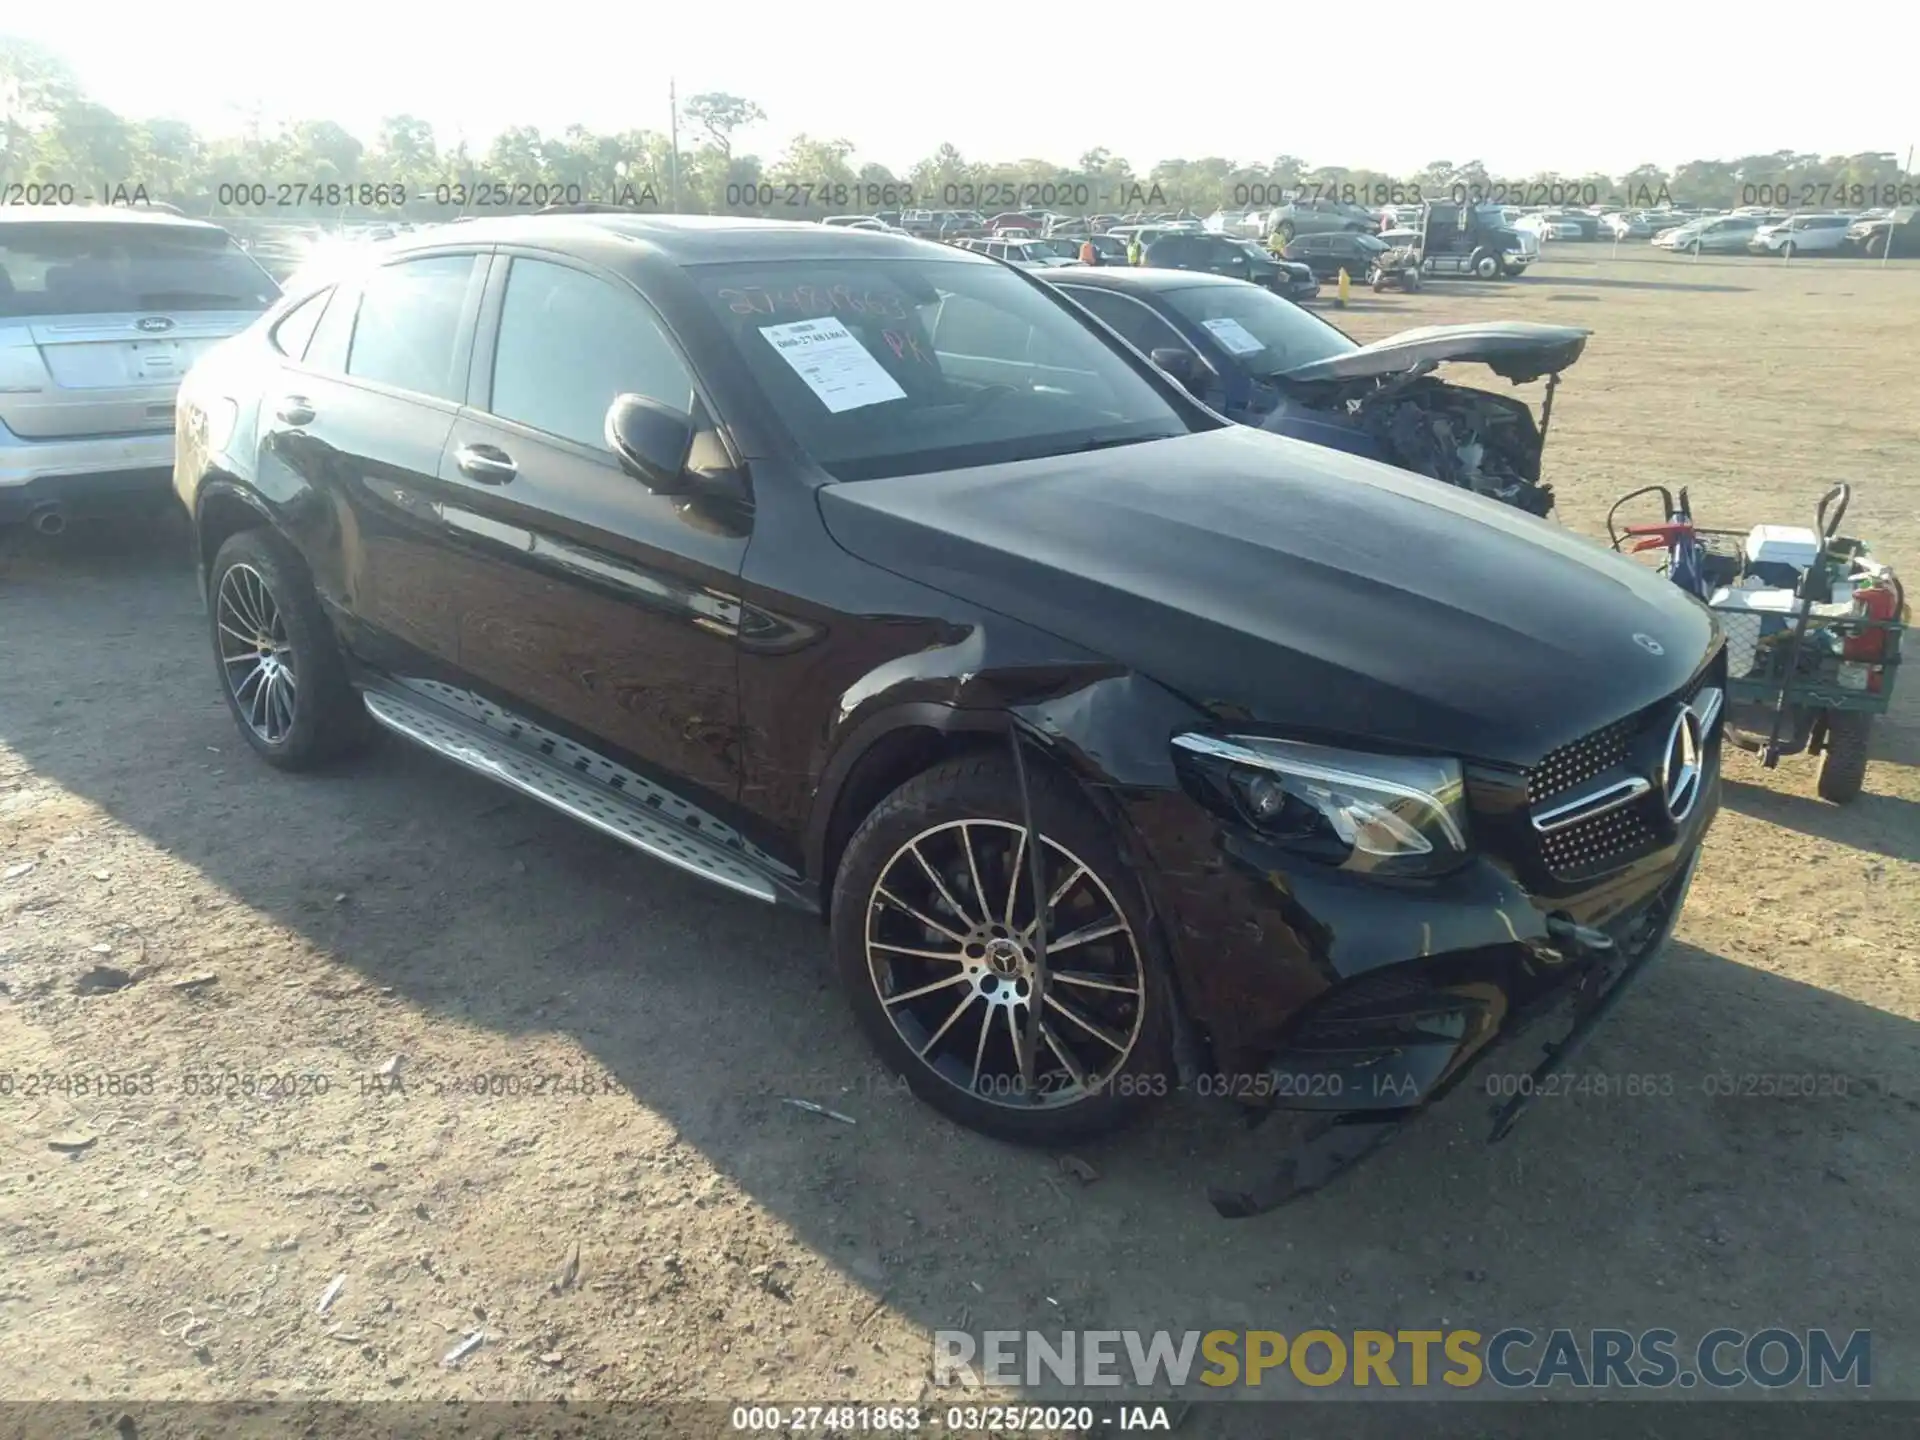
[1274,322,1590,385]
[816,426,1715,765]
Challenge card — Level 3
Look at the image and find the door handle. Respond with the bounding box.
[455,444,517,484]
[276,396,315,425]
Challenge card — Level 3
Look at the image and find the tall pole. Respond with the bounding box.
[668,79,681,213]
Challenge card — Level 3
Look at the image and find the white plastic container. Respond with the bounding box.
[1744,525,1821,572]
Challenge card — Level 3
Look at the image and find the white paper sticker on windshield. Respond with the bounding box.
[758,316,907,413]
[1201,317,1266,356]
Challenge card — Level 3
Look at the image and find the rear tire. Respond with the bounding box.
[208,527,374,771]
[1816,711,1871,804]
[830,752,1176,1146]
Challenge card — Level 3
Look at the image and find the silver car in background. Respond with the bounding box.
[0,207,279,533]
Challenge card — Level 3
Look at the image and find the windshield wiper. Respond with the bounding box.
[1056,433,1182,455]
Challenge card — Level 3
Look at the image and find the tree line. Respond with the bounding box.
[3,40,1913,223]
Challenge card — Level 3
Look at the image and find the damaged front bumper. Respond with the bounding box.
[1206,848,1704,1217]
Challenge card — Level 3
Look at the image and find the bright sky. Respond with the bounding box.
[10,5,1918,177]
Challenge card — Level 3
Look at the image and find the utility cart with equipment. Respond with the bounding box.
[1609,482,1905,803]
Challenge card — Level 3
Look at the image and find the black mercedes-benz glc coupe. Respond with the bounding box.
[174,215,1723,1201]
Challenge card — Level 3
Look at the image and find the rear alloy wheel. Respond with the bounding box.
[217,561,299,746]
[208,528,373,770]
[832,754,1174,1144]
[1816,711,1872,804]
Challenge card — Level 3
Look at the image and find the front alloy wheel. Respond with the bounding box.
[865,819,1146,1110]
[832,755,1174,1144]
[217,563,298,744]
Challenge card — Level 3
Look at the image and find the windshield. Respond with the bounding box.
[1158,283,1355,375]
[693,257,1190,482]
[0,222,280,318]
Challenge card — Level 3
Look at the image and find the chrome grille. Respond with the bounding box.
[1537,804,1658,876]
[1528,716,1636,805]
[1524,665,1721,878]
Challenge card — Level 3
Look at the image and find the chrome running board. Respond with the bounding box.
[361,680,780,903]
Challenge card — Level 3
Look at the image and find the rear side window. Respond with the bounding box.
[0,221,279,318]
[304,283,359,373]
[270,289,331,358]
[488,258,694,450]
[346,255,477,402]
[1062,288,1189,357]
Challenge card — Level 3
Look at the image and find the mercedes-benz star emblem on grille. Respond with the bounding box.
[1660,705,1704,823]
[1633,633,1664,655]
[136,316,175,332]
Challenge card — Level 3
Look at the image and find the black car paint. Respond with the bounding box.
[1142,232,1319,300]
[176,216,1721,1093]
[1281,232,1390,280]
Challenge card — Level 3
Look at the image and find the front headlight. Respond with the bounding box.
[1172,734,1471,878]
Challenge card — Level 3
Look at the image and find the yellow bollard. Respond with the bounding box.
[1336,267,1350,308]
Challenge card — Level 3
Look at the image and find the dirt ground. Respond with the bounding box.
[2,246,1916,1428]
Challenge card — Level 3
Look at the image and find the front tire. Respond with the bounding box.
[831,753,1176,1145]
[1816,711,1871,804]
[208,527,373,771]
[1471,249,1500,279]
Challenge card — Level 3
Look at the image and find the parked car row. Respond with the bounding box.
[947,225,1323,303]
[1640,205,1902,257]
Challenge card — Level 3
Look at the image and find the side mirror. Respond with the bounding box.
[605,393,695,495]
[1150,348,1200,387]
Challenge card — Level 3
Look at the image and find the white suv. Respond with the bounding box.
[1749,214,1851,256]
[1,207,279,532]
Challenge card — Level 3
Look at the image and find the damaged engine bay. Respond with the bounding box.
[1345,366,1556,516]
[1261,320,1588,520]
